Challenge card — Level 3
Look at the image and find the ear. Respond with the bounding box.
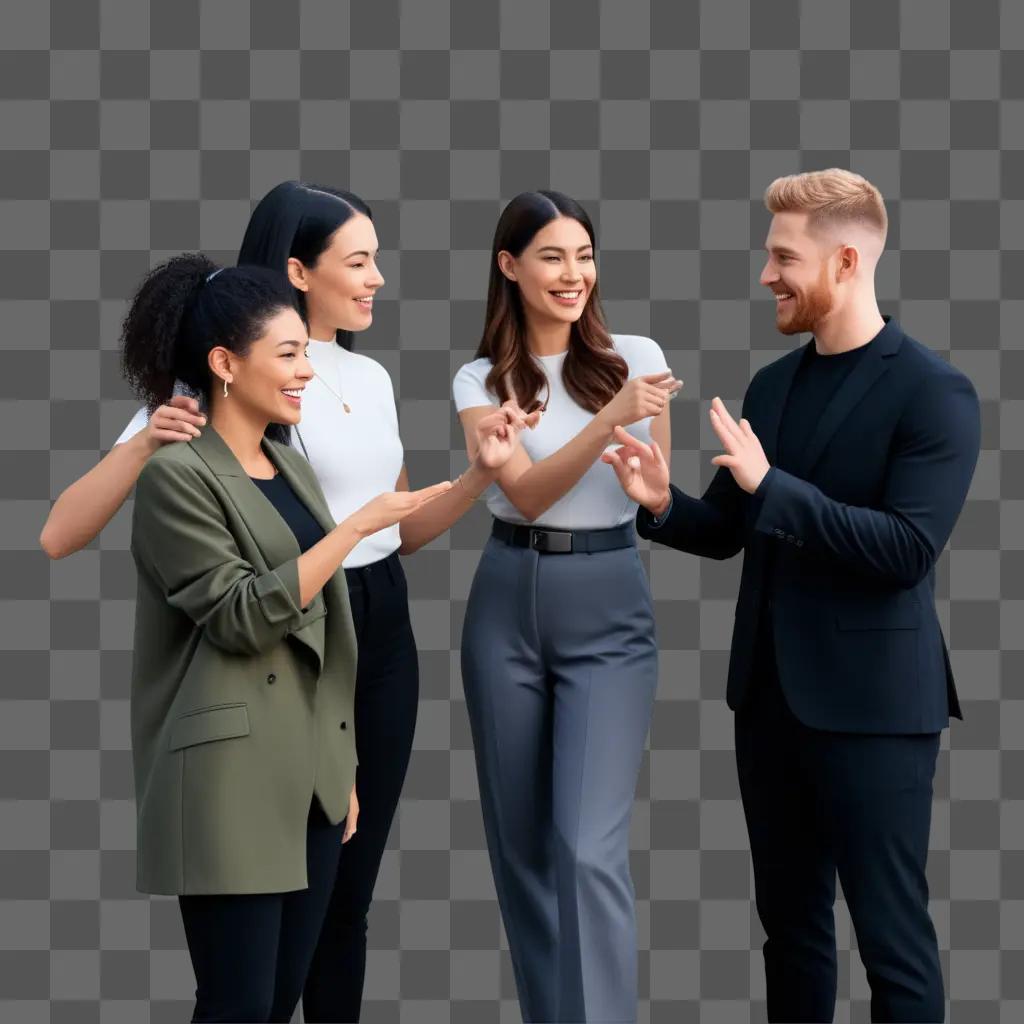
[835,244,859,283]
[208,346,234,384]
[496,250,517,282]
[286,257,309,292]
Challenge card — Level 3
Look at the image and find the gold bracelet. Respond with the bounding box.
[456,472,485,502]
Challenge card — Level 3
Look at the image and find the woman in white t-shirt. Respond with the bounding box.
[39,181,529,1022]
[453,190,682,1024]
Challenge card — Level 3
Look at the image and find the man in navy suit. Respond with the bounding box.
[604,169,980,1022]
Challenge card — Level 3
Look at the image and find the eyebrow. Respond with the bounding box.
[536,244,593,254]
[277,339,305,348]
[344,249,376,259]
[765,245,800,257]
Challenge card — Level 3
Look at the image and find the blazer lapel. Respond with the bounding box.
[187,427,329,674]
[791,318,905,481]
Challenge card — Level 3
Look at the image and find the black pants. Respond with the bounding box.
[303,551,420,1022]
[178,799,344,1023]
[736,614,944,1022]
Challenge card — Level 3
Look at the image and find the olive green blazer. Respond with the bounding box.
[129,426,357,895]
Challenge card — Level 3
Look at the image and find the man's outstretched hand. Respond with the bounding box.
[709,396,770,494]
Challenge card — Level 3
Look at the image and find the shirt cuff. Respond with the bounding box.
[646,493,673,528]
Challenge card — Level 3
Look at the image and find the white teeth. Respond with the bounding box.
[552,291,580,298]
[282,389,303,397]
[356,297,373,304]
[775,293,793,301]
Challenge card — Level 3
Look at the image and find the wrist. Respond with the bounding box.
[128,430,161,459]
[647,490,672,519]
[464,460,493,492]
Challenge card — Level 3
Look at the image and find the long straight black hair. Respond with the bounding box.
[237,181,373,352]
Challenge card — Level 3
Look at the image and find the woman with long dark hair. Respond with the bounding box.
[453,191,682,1023]
[40,181,530,1021]
[122,254,450,1021]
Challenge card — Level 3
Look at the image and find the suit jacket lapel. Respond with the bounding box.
[791,319,904,481]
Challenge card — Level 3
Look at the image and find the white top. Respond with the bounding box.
[452,334,669,530]
[115,340,405,568]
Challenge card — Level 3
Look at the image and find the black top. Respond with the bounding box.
[776,338,873,473]
[250,473,326,553]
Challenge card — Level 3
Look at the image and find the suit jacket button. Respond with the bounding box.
[267,673,276,684]
[340,721,347,729]
[786,534,795,543]
[796,539,804,547]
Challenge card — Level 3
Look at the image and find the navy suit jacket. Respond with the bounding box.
[637,318,981,734]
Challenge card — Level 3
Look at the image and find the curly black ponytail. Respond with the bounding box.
[120,253,298,415]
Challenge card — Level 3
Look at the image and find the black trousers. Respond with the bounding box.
[178,799,344,1023]
[736,613,944,1022]
[303,550,420,1022]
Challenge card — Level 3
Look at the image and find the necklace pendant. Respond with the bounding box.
[343,402,351,414]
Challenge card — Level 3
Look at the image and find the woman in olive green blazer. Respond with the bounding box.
[122,254,455,1022]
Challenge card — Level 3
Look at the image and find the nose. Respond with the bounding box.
[296,352,314,380]
[367,260,385,290]
[562,261,583,282]
[759,261,777,287]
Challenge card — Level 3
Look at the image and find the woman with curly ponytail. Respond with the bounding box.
[123,253,455,1022]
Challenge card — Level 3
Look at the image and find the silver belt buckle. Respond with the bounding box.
[530,528,573,553]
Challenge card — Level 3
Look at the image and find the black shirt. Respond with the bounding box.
[250,473,326,553]
[776,338,873,473]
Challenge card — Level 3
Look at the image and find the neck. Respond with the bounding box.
[525,317,571,357]
[307,314,337,344]
[207,394,269,469]
[811,292,886,354]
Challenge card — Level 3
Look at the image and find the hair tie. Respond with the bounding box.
[205,268,224,283]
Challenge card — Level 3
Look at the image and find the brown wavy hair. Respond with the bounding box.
[476,190,627,415]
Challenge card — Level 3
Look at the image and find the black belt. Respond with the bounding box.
[491,518,635,554]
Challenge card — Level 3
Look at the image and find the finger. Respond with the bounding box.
[711,397,742,438]
[152,430,196,443]
[524,410,542,428]
[652,376,682,391]
[650,440,669,470]
[600,448,624,471]
[159,406,206,428]
[739,417,757,440]
[414,481,454,502]
[640,371,673,383]
[168,395,200,413]
[711,454,738,469]
[612,425,650,453]
[709,409,739,452]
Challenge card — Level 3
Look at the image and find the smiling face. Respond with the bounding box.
[209,307,313,426]
[289,212,385,336]
[498,215,597,328]
[760,211,840,336]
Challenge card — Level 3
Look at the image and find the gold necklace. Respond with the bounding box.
[311,344,351,413]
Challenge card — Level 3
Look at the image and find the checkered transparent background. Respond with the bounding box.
[2,0,1023,1020]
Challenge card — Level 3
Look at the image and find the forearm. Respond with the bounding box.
[296,520,364,608]
[501,416,615,521]
[754,469,936,587]
[398,463,485,554]
[40,433,157,559]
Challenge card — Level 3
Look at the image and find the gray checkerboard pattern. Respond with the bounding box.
[2,0,1022,1020]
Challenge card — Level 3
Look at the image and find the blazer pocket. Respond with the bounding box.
[835,608,920,631]
[168,703,250,751]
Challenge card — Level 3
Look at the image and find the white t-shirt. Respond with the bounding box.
[115,339,405,568]
[452,334,669,530]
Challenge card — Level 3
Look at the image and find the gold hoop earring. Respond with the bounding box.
[222,379,229,398]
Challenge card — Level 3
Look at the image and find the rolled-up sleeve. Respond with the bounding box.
[131,457,306,655]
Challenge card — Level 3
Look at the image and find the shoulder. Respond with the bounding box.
[136,442,211,498]
[453,356,492,383]
[897,330,971,387]
[611,334,668,374]
[341,350,395,391]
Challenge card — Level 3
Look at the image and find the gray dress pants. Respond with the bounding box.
[461,532,659,1024]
